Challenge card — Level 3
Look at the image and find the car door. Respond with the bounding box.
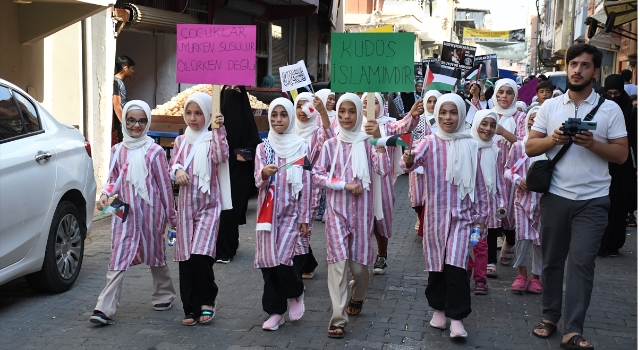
[0,85,57,270]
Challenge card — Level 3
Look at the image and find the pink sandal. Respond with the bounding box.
[511,275,529,292]
[526,279,542,294]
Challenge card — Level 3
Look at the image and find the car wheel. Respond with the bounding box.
[26,201,85,292]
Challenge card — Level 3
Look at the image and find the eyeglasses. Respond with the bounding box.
[605,90,621,97]
[125,118,148,127]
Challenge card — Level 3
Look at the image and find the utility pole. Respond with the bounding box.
[569,0,576,46]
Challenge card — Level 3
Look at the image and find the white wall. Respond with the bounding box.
[49,23,83,130]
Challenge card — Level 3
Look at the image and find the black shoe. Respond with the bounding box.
[609,249,620,257]
[153,302,172,311]
[216,257,232,264]
[89,311,115,325]
[373,255,387,275]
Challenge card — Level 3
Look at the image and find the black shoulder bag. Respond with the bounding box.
[526,96,605,193]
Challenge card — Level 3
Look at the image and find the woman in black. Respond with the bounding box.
[215,85,262,263]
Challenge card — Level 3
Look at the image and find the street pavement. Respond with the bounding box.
[0,175,636,349]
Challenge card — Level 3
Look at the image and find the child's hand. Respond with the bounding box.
[496,124,504,135]
[237,154,247,162]
[97,194,108,211]
[519,179,527,190]
[410,99,424,117]
[298,223,310,238]
[262,164,278,179]
[176,169,190,186]
[214,113,224,126]
[403,149,415,165]
[344,183,363,195]
[364,120,381,138]
[312,95,327,115]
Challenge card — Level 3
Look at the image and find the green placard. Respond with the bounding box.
[330,32,415,93]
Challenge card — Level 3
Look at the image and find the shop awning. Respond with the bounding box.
[605,0,637,27]
[18,0,111,44]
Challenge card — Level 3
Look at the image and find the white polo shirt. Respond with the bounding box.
[531,89,627,200]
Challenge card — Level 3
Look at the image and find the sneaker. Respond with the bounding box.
[216,257,232,264]
[314,214,323,221]
[262,314,285,331]
[153,302,172,311]
[288,293,305,322]
[89,311,115,325]
[373,255,387,275]
[474,280,488,295]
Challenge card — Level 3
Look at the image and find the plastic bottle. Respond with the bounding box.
[470,225,481,246]
[167,228,177,246]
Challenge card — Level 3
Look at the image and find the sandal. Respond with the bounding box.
[561,334,594,350]
[500,242,515,266]
[627,213,637,227]
[199,302,216,324]
[302,271,315,279]
[328,325,345,338]
[511,275,529,292]
[532,320,557,338]
[486,263,498,278]
[182,314,199,326]
[346,299,363,315]
[526,279,543,294]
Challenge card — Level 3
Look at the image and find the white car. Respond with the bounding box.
[0,78,96,292]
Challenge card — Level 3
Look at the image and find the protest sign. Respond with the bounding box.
[414,62,424,79]
[421,58,440,79]
[463,28,526,42]
[176,24,256,85]
[331,32,415,93]
[440,41,476,70]
[473,54,498,79]
[279,61,312,92]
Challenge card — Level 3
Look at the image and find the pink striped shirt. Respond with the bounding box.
[254,143,312,268]
[170,128,229,261]
[478,149,508,230]
[408,119,433,208]
[105,143,177,271]
[400,136,489,271]
[504,141,542,244]
[312,138,389,265]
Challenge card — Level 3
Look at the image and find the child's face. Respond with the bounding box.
[496,86,515,109]
[338,101,358,129]
[185,102,206,131]
[470,84,480,96]
[362,97,380,118]
[528,113,536,130]
[326,95,336,111]
[477,117,497,142]
[296,99,310,122]
[516,106,524,112]
[124,109,147,138]
[536,88,553,105]
[270,105,290,133]
[426,96,437,114]
[438,102,459,133]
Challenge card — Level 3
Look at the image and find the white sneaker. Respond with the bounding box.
[288,293,305,322]
[262,314,285,331]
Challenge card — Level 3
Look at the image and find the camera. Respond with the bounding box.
[560,118,597,137]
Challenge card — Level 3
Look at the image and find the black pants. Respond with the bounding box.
[216,209,240,260]
[425,264,471,320]
[503,228,516,246]
[261,264,304,315]
[600,169,629,253]
[487,228,503,264]
[292,247,319,274]
[179,254,218,317]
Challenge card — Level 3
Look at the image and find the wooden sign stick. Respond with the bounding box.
[366,92,376,122]
[211,85,221,128]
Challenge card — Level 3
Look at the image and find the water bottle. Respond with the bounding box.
[470,225,481,246]
[167,228,177,246]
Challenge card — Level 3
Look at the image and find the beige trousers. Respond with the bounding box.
[327,259,370,328]
[95,265,176,318]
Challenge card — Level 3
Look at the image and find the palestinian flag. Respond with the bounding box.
[425,63,459,91]
[280,154,312,171]
[100,198,129,222]
[369,133,413,148]
[464,64,481,80]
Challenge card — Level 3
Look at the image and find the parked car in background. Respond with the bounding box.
[0,78,96,292]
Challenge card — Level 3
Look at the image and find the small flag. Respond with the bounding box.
[302,102,317,118]
[463,63,481,80]
[425,63,460,91]
[256,184,275,231]
[369,133,413,148]
[279,155,312,171]
[100,198,130,222]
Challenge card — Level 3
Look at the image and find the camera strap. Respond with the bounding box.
[548,96,605,167]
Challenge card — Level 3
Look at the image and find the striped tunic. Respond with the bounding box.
[295,127,335,256]
[408,118,433,208]
[400,136,489,271]
[312,139,389,265]
[375,113,420,238]
[254,143,312,268]
[170,128,229,261]
[504,141,542,244]
[105,143,177,271]
[479,149,508,230]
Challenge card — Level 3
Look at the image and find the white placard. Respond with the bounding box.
[279,60,311,92]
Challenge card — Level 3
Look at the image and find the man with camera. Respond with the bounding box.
[525,44,628,350]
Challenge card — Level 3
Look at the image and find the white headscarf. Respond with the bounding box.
[121,100,154,206]
[362,92,402,177]
[552,89,562,97]
[515,101,527,112]
[267,98,307,198]
[470,109,500,195]
[294,92,319,145]
[524,106,547,163]
[434,94,479,201]
[315,89,337,128]
[333,93,371,191]
[491,79,519,144]
[423,90,442,125]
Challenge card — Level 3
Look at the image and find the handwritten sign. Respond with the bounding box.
[176,24,256,85]
[440,41,476,70]
[331,32,414,93]
[279,61,311,92]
